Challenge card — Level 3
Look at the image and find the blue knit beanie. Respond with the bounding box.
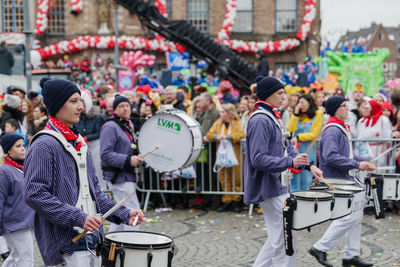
[0,133,23,154]
[40,77,81,116]
[323,96,346,116]
[113,95,130,110]
[255,76,285,100]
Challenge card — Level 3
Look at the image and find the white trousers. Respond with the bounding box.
[51,251,102,267]
[107,181,140,232]
[3,228,34,267]
[0,236,9,254]
[313,191,365,259]
[253,194,296,267]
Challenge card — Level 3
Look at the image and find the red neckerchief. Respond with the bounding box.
[326,116,351,132]
[45,116,83,151]
[255,99,282,119]
[5,156,23,170]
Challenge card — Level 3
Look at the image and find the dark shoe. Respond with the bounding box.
[232,201,242,213]
[308,247,333,267]
[342,256,373,267]
[217,203,232,212]
[1,251,10,261]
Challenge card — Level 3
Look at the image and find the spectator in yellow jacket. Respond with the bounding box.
[207,103,245,212]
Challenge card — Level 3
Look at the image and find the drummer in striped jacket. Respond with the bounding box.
[24,78,144,267]
[244,76,323,267]
[308,96,375,267]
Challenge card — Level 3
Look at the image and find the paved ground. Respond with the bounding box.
[1,207,399,267]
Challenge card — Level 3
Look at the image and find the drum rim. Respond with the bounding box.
[291,190,333,201]
[323,178,356,184]
[327,190,354,197]
[333,185,365,192]
[368,172,400,178]
[137,109,200,172]
[104,231,174,250]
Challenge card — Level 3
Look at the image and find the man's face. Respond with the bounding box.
[56,92,84,127]
[106,100,114,115]
[164,90,176,103]
[266,88,285,107]
[12,90,25,99]
[114,102,131,120]
[353,90,364,101]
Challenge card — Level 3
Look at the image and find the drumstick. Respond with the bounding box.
[368,142,400,164]
[132,215,139,227]
[141,145,159,158]
[72,192,135,243]
[304,139,317,155]
[320,176,336,190]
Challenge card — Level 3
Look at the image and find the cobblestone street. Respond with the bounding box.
[2,207,399,267]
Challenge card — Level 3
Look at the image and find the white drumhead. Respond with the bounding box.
[138,111,201,172]
[106,232,172,245]
[334,185,364,192]
[292,191,332,199]
[324,178,355,185]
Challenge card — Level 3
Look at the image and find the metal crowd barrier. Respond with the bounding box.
[136,138,400,213]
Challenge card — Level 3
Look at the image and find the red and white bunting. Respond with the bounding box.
[70,0,83,15]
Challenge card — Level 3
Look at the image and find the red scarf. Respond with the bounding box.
[45,116,83,151]
[255,99,282,119]
[326,116,351,132]
[360,100,382,127]
[5,157,23,170]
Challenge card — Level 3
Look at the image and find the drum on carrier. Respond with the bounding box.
[97,231,175,267]
[366,173,400,200]
[138,107,203,173]
[327,189,354,220]
[323,178,356,185]
[284,191,334,230]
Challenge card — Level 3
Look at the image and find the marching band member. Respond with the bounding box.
[100,95,143,232]
[308,96,375,267]
[244,76,323,267]
[24,78,144,267]
[0,133,34,267]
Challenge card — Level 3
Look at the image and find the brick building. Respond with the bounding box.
[1,0,321,73]
[335,23,400,82]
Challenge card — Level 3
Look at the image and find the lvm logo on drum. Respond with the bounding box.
[157,118,181,133]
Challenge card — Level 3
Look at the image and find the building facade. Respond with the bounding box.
[1,0,321,73]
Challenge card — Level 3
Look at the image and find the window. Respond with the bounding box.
[47,0,65,35]
[232,0,252,33]
[379,33,384,41]
[187,0,208,33]
[1,0,24,32]
[275,0,297,33]
[275,62,297,74]
[389,34,395,41]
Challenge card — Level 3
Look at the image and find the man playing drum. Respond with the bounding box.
[24,78,144,267]
[244,76,323,267]
[308,96,375,267]
[100,95,143,232]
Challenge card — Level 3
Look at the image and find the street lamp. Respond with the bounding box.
[113,1,119,92]
[23,0,33,91]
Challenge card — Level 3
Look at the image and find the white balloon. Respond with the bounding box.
[30,50,42,68]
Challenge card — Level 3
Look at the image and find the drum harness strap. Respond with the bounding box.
[31,130,99,255]
[249,108,296,256]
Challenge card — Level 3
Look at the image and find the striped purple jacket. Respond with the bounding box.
[24,134,131,266]
[0,164,34,235]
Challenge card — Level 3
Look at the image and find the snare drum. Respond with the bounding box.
[309,184,329,191]
[289,191,333,230]
[138,108,203,172]
[327,190,354,220]
[366,173,400,200]
[98,231,175,267]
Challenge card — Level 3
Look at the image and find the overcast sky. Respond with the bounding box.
[320,0,400,46]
